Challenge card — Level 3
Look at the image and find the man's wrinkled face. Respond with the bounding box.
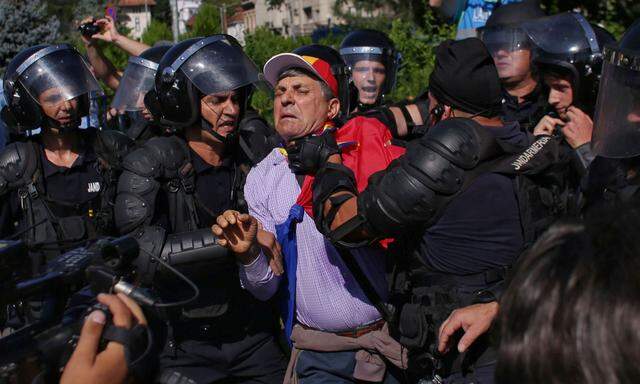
[38,88,80,129]
[545,74,574,120]
[274,75,334,141]
[200,90,241,140]
[491,48,532,83]
[352,60,386,105]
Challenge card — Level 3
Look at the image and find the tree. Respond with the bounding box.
[152,0,172,25]
[142,19,173,46]
[0,0,60,72]
[182,2,221,39]
[388,15,454,102]
[540,0,639,37]
[72,0,106,24]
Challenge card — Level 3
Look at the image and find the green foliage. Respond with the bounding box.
[388,14,455,102]
[244,27,310,68]
[72,0,106,23]
[0,0,60,72]
[182,2,221,39]
[152,0,171,25]
[244,27,311,123]
[540,0,639,38]
[334,0,428,30]
[142,19,173,46]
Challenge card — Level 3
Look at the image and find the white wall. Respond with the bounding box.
[123,7,152,40]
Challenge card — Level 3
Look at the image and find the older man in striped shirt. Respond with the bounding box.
[212,47,402,383]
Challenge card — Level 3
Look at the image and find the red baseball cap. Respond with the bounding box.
[263,53,339,97]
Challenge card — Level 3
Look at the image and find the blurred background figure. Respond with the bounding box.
[429,0,539,39]
[340,29,401,113]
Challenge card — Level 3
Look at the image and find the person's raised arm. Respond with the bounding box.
[80,17,121,91]
[93,16,150,57]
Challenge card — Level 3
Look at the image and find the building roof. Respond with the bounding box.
[117,0,156,7]
[228,7,245,25]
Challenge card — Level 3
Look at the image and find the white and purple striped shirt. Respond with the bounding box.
[239,148,387,332]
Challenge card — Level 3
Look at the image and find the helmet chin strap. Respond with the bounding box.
[201,117,237,145]
[357,96,383,112]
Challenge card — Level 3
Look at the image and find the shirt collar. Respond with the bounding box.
[40,143,96,178]
[503,81,545,107]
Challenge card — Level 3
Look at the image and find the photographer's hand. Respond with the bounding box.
[92,16,121,44]
[80,15,121,90]
[60,293,146,384]
[79,17,98,47]
[94,16,150,56]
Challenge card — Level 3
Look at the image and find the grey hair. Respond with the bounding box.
[277,68,334,101]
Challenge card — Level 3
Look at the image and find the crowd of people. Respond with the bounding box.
[0,1,639,383]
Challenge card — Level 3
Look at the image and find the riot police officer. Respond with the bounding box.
[0,44,133,272]
[526,12,615,168]
[585,19,640,209]
[114,35,286,383]
[479,2,547,132]
[110,44,172,143]
[340,29,401,113]
[338,31,432,140]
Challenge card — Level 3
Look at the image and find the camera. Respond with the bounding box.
[78,20,101,38]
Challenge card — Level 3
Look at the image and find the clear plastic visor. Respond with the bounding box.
[592,60,640,158]
[111,59,157,112]
[179,40,260,96]
[18,49,102,106]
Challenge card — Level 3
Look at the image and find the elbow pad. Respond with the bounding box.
[357,118,501,238]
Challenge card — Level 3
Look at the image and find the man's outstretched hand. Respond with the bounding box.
[437,302,499,354]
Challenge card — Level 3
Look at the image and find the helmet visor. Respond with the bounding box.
[340,47,398,101]
[179,38,260,96]
[480,26,534,80]
[18,47,102,106]
[111,57,157,112]
[523,12,599,56]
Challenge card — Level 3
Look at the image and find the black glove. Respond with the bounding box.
[287,130,340,174]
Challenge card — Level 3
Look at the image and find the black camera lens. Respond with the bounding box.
[78,22,101,38]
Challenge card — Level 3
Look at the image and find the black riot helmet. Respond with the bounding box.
[478,3,545,83]
[525,12,616,115]
[1,44,102,134]
[591,19,640,158]
[111,44,172,113]
[144,35,261,134]
[339,29,401,107]
[293,44,351,118]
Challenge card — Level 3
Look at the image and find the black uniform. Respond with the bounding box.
[0,43,133,270]
[501,84,548,133]
[0,130,131,261]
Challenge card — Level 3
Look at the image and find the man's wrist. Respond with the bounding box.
[237,241,261,265]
